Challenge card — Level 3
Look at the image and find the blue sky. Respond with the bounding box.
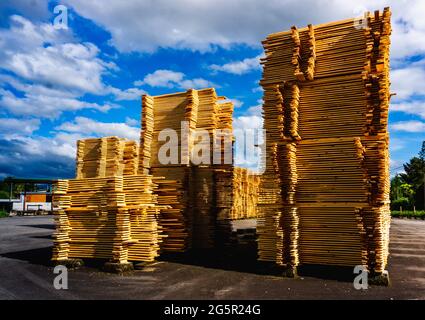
[0,0,424,179]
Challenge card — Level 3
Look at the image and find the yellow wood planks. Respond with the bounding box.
[258,8,392,273]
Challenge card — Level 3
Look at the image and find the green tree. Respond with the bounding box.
[399,141,425,210]
[390,174,403,200]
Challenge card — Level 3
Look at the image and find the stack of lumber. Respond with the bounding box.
[190,167,216,248]
[258,8,392,274]
[139,88,258,250]
[123,141,139,176]
[139,89,198,250]
[215,167,260,246]
[52,174,166,264]
[139,88,259,252]
[76,138,105,178]
[257,143,284,262]
[216,167,260,220]
[54,136,171,265]
[76,137,138,179]
[152,169,190,252]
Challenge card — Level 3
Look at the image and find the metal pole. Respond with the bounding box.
[23,183,27,215]
[9,182,12,202]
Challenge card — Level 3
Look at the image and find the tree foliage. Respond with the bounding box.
[391,141,425,210]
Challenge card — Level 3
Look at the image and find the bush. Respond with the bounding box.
[0,190,9,199]
[390,197,412,211]
[392,210,425,219]
[0,210,8,218]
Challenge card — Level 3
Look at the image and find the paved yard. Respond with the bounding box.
[0,216,424,299]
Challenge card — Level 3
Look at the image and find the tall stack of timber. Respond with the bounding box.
[139,88,259,250]
[139,89,198,251]
[190,89,219,248]
[258,8,392,278]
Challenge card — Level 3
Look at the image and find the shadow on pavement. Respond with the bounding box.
[18,224,55,230]
[158,241,355,283]
[1,246,52,267]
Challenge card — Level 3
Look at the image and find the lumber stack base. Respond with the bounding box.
[133,261,158,270]
[282,264,299,278]
[103,262,134,274]
[369,270,390,287]
[53,259,84,269]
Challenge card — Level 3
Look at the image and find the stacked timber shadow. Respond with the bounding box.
[52,90,260,270]
[258,8,392,280]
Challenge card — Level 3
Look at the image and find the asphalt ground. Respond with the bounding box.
[0,216,424,299]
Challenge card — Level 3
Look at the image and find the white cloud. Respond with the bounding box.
[108,86,146,101]
[391,62,425,100]
[56,116,140,141]
[180,78,214,90]
[391,101,425,119]
[252,86,263,93]
[0,88,115,119]
[209,54,263,75]
[0,118,40,135]
[232,102,264,172]
[230,99,243,108]
[3,42,110,94]
[141,70,184,88]
[0,133,79,178]
[0,15,141,117]
[125,117,139,126]
[63,0,425,62]
[0,16,113,95]
[390,120,425,132]
[136,69,215,89]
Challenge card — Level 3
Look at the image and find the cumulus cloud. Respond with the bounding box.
[0,118,40,136]
[108,86,146,101]
[63,0,425,62]
[228,99,243,108]
[0,15,143,118]
[0,115,141,178]
[391,61,425,100]
[125,117,139,126]
[56,116,140,141]
[0,88,115,118]
[391,101,425,119]
[0,16,112,95]
[232,101,264,172]
[390,120,425,133]
[209,54,263,75]
[0,134,78,179]
[3,42,110,94]
[135,69,215,89]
